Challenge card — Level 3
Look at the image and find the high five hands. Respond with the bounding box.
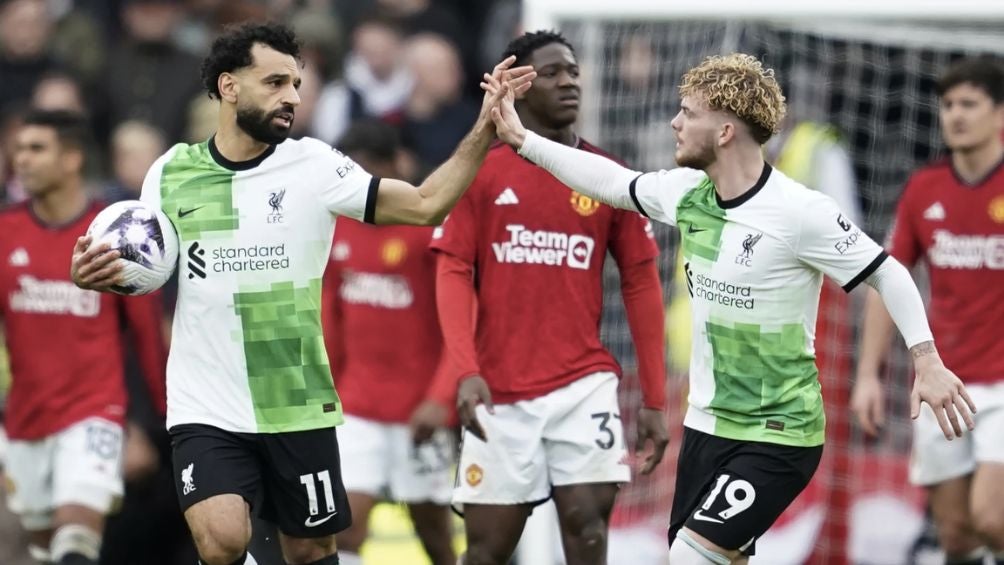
[478,56,535,139]
[480,61,531,148]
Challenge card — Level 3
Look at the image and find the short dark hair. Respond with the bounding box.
[201,22,302,100]
[502,30,575,68]
[336,119,400,163]
[21,109,90,151]
[936,56,1004,104]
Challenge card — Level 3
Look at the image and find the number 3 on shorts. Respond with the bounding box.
[696,474,756,522]
[591,411,620,450]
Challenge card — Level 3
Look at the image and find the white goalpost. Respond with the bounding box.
[517,2,1004,564]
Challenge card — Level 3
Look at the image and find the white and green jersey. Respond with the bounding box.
[630,164,886,447]
[140,137,376,434]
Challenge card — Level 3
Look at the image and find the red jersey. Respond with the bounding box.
[322,219,449,423]
[431,141,660,403]
[0,201,167,440]
[887,158,1004,385]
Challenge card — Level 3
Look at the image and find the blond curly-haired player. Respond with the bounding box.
[486,53,976,565]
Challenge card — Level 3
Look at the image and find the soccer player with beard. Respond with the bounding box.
[433,30,670,565]
[487,53,977,564]
[67,22,534,565]
[0,109,167,565]
[852,57,1004,565]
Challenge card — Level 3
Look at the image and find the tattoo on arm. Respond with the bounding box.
[910,340,937,359]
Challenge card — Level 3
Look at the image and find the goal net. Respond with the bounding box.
[520,2,1004,564]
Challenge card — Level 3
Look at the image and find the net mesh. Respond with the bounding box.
[571,18,1004,564]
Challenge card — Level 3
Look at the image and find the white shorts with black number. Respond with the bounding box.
[910,382,1004,486]
[5,417,124,530]
[338,414,454,505]
[453,372,630,508]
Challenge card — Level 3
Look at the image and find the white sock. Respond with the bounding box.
[669,530,730,565]
[50,523,101,561]
[340,551,363,565]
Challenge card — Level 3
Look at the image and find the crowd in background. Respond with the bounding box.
[0,0,522,204]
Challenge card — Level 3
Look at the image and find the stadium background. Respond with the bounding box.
[2,0,1004,563]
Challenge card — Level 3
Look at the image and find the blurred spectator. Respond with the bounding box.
[0,0,57,111]
[400,33,477,172]
[104,120,166,203]
[0,106,27,203]
[312,16,412,145]
[477,0,521,79]
[31,72,88,114]
[376,0,475,92]
[104,0,201,142]
[288,6,345,80]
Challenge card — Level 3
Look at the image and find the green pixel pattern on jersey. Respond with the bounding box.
[233,278,342,432]
[677,178,726,262]
[704,320,824,444]
[160,142,240,238]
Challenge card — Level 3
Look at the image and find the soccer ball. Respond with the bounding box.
[86,200,179,295]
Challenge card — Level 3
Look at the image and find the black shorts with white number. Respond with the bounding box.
[667,427,822,555]
[170,424,352,538]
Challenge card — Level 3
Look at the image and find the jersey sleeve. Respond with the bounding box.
[885,179,923,267]
[139,148,175,209]
[609,208,659,267]
[428,176,480,263]
[316,147,379,223]
[628,168,708,226]
[796,191,887,292]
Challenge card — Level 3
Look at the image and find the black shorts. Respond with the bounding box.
[667,427,822,555]
[170,424,352,538]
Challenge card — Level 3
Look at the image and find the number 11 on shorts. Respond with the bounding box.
[300,470,336,516]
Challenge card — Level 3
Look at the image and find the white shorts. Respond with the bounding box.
[339,414,454,505]
[910,382,1004,486]
[4,417,124,530]
[453,372,630,507]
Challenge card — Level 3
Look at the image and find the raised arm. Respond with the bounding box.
[371,57,536,225]
[489,92,641,212]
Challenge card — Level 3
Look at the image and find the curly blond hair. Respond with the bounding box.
[679,53,787,144]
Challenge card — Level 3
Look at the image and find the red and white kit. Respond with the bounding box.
[432,141,665,505]
[0,202,166,529]
[886,159,1004,485]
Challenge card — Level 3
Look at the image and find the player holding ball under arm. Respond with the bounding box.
[487,52,976,565]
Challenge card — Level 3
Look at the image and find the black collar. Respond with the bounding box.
[716,162,772,209]
[208,135,276,171]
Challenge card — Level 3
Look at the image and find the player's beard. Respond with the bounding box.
[236,102,294,145]
[675,135,716,169]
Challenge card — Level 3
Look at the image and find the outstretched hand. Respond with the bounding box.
[479,58,531,148]
[477,56,535,134]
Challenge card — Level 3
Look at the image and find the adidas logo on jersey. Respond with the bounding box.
[923,202,946,221]
[8,247,29,267]
[494,187,519,205]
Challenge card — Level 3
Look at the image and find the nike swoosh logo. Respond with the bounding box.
[692,509,724,524]
[304,512,337,527]
[687,225,707,234]
[178,206,204,218]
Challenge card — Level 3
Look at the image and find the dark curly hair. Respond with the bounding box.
[502,30,575,68]
[201,22,302,100]
[937,56,1004,104]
